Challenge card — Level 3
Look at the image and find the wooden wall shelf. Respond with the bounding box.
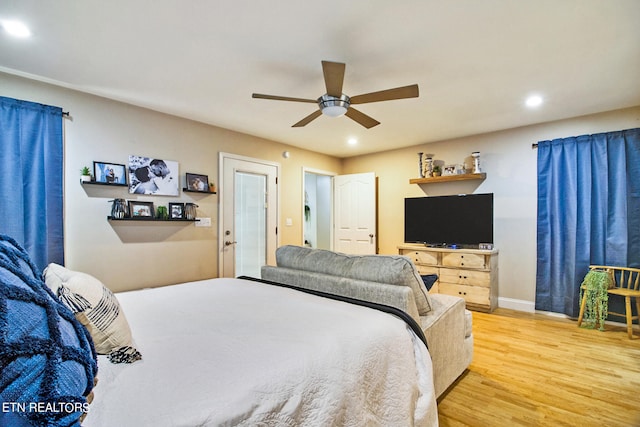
[410,173,486,184]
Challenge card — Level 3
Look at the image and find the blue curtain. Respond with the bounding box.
[0,96,64,271]
[536,127,640,317]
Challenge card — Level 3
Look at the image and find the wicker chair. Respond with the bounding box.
[577,265,640,339]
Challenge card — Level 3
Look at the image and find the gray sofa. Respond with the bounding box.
[261,245,473,399]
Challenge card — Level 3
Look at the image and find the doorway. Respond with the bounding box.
[303,168,335,250]
[302,170,377,255]
[219,153,279,278]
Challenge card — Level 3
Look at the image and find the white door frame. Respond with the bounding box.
[301,167,337,250]
[218,152,280,277]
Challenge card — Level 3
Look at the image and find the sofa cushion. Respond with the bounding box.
[0,234,97,427]
[275,245,432,314]
[262,265,422,323]
[44,263,141,363]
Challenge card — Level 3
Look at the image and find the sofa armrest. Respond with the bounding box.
[261,265,421,323]
[420,293,473,398]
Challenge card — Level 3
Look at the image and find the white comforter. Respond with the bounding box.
[84,277,437,426]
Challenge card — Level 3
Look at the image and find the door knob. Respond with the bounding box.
[225,241,237,246]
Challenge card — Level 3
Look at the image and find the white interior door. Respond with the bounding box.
[333,172,377,254]
[219,153,278,278]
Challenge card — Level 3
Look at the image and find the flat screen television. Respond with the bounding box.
[404,193,493,247]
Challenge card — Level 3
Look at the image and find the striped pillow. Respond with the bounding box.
[44,264,141,364]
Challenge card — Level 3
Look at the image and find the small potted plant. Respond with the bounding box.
[80,166,92,182]
[432,165,442,177]
[209,182,216,193]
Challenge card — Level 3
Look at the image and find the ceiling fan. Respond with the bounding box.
[252,60,419,129]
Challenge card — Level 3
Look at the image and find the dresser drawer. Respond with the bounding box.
[439,269,491,287]
[415,265,439,276]
[400,249,438,266]
[439,282,490,306]
[442,252,486,269]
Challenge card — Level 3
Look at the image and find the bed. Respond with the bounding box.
[79,277,437,426]
[82,277,437,426]
[1,233,437,426]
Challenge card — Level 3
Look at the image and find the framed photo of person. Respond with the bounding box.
[169,203,184,219]
[185,173,209,192]
[128,201,155,218]
[93,161,127,186]
[128,155,179,196]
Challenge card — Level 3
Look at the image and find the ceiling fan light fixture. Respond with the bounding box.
[318,94,350,117]
[322,105,347,117]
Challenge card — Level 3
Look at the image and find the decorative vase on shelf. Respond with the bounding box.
[423,156,433,178]
[184,203,198,220]
[472,151,482,173]
[417,152,424,178]
[109,199,128,219]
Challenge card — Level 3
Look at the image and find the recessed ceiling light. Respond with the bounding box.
[1,20,31,38]
[525,95,543,108]
[348,138,358,146]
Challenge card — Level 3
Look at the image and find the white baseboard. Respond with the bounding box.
[498,297,535,313]
[497,299,629,328]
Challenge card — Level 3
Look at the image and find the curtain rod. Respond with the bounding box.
[62,111,70,117]
[532,143,538,149]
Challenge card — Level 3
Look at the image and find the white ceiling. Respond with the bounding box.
[1,1,639,158]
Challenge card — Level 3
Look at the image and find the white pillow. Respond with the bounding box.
[44,263,140,362]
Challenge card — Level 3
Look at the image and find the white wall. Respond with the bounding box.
[343,106,640,311]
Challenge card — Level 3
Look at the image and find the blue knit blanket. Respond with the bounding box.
[0,235,98,427]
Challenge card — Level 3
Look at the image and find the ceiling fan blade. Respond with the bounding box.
[350,84,419,104]
[252,93,317,103]
[345,107,380,129]
[292,110,323,127]
[322,61,346,97]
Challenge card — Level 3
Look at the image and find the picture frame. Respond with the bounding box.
[128,155,179,196]
[128,201,155,218]
[443,164,465,176]
[185,173,210,192]
[93,161,127,186]
[169,202,184,219]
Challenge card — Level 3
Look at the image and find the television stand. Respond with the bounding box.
[398,244,498,312]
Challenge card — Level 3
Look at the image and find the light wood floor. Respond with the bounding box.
[437,308,640,427]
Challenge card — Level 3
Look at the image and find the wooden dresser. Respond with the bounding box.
[398,244,499,312]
